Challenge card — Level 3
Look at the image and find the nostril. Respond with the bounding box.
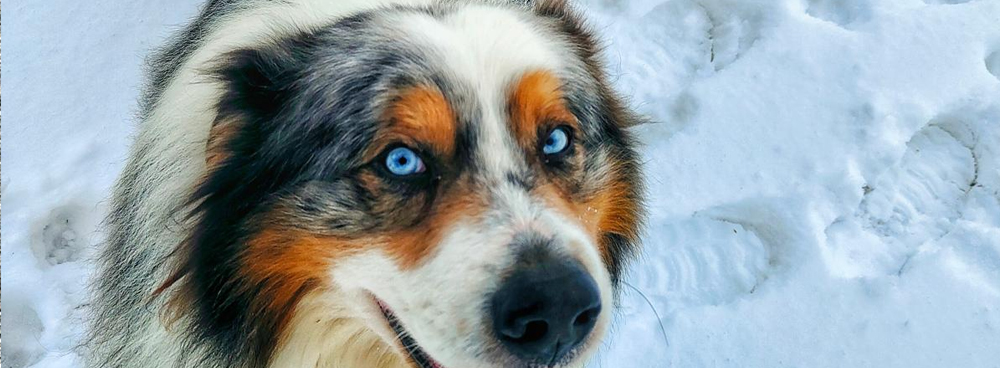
[573,307,599,327]
[499,315,549,343]
[519,320,548,343]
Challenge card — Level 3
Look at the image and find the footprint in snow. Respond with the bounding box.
[698,1,770,72]
[0,296,47,368]
[986,49,1000,82]
[804,0,873,30]
[638,216,769,308]
[31,204,90,267]
[825,122,977,277]
[859,124,975,244]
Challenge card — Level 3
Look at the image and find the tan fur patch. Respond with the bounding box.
[240,229,359,343]
[382,179,487,268]
[206,120,238,168]
[367,85,457,161]
[508,70,578,149]
[588,167,642,242]
[538,163,641,254]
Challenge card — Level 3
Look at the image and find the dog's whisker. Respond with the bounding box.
[623,280,670,349]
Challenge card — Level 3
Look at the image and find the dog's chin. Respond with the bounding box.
[373,296,447,368]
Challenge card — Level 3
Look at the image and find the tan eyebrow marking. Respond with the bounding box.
[508,70,578,150]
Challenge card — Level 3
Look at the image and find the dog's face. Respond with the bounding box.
[166,1,643,367]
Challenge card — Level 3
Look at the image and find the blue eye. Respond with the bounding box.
[542,127,571,155]
[384,147,426,176]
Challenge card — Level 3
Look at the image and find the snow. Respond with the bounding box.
[2,0,999,367]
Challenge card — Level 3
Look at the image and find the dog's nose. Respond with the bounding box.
[490,258,601,365]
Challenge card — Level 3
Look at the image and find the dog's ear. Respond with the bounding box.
[532,0,572,18]
[505,0,573,17]
[206,45,300,166]
[530,0,599,61]
[213,45,300,122]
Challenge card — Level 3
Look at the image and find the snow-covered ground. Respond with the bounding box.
[3,0,1000,367]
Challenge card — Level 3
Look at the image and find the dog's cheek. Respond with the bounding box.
[326,233,503,367]
[550,145,643,285]
[238,228,368,349]
[377,177,485,269]
[391,223,520,366]
[357,170,439,229]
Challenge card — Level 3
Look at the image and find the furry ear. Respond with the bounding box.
[532,0,572,18]
[206,45,300,166]
[504,0,571,16]
[213,46,298,118]
[531,0,599,61]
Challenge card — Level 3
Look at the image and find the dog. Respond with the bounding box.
[87,0,644,367]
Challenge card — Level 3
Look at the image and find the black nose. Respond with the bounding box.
[491,258,602,365]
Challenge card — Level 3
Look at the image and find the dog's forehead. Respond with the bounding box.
[378,5,577,174]
[386,5,566,86]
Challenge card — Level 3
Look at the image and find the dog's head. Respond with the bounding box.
[163,1,643,367]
